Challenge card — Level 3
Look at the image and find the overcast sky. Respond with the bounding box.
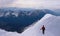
[0,0,60,9]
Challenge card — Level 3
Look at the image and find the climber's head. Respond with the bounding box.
[43,25,44,27]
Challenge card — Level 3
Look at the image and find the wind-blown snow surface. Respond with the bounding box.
[0,14,60,36]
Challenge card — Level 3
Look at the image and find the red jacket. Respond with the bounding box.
[42,26,45,30]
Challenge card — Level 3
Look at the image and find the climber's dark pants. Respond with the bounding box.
[42,30,45,34]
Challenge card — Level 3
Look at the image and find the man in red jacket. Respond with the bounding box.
[40,25,45,34]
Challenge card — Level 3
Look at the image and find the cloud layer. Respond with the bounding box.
[0,0,60,9]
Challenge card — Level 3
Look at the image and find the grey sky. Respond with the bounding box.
[0,0,60,9]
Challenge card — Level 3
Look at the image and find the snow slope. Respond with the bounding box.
[0,14,60,36]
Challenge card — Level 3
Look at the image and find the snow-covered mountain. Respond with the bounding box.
[0,8,60,17]
[0,8,46,33]
[0,14,60,36]
[0,8,45,17]
[0,8,60,33]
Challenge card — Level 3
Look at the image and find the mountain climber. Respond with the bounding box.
[40,25,45,34]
